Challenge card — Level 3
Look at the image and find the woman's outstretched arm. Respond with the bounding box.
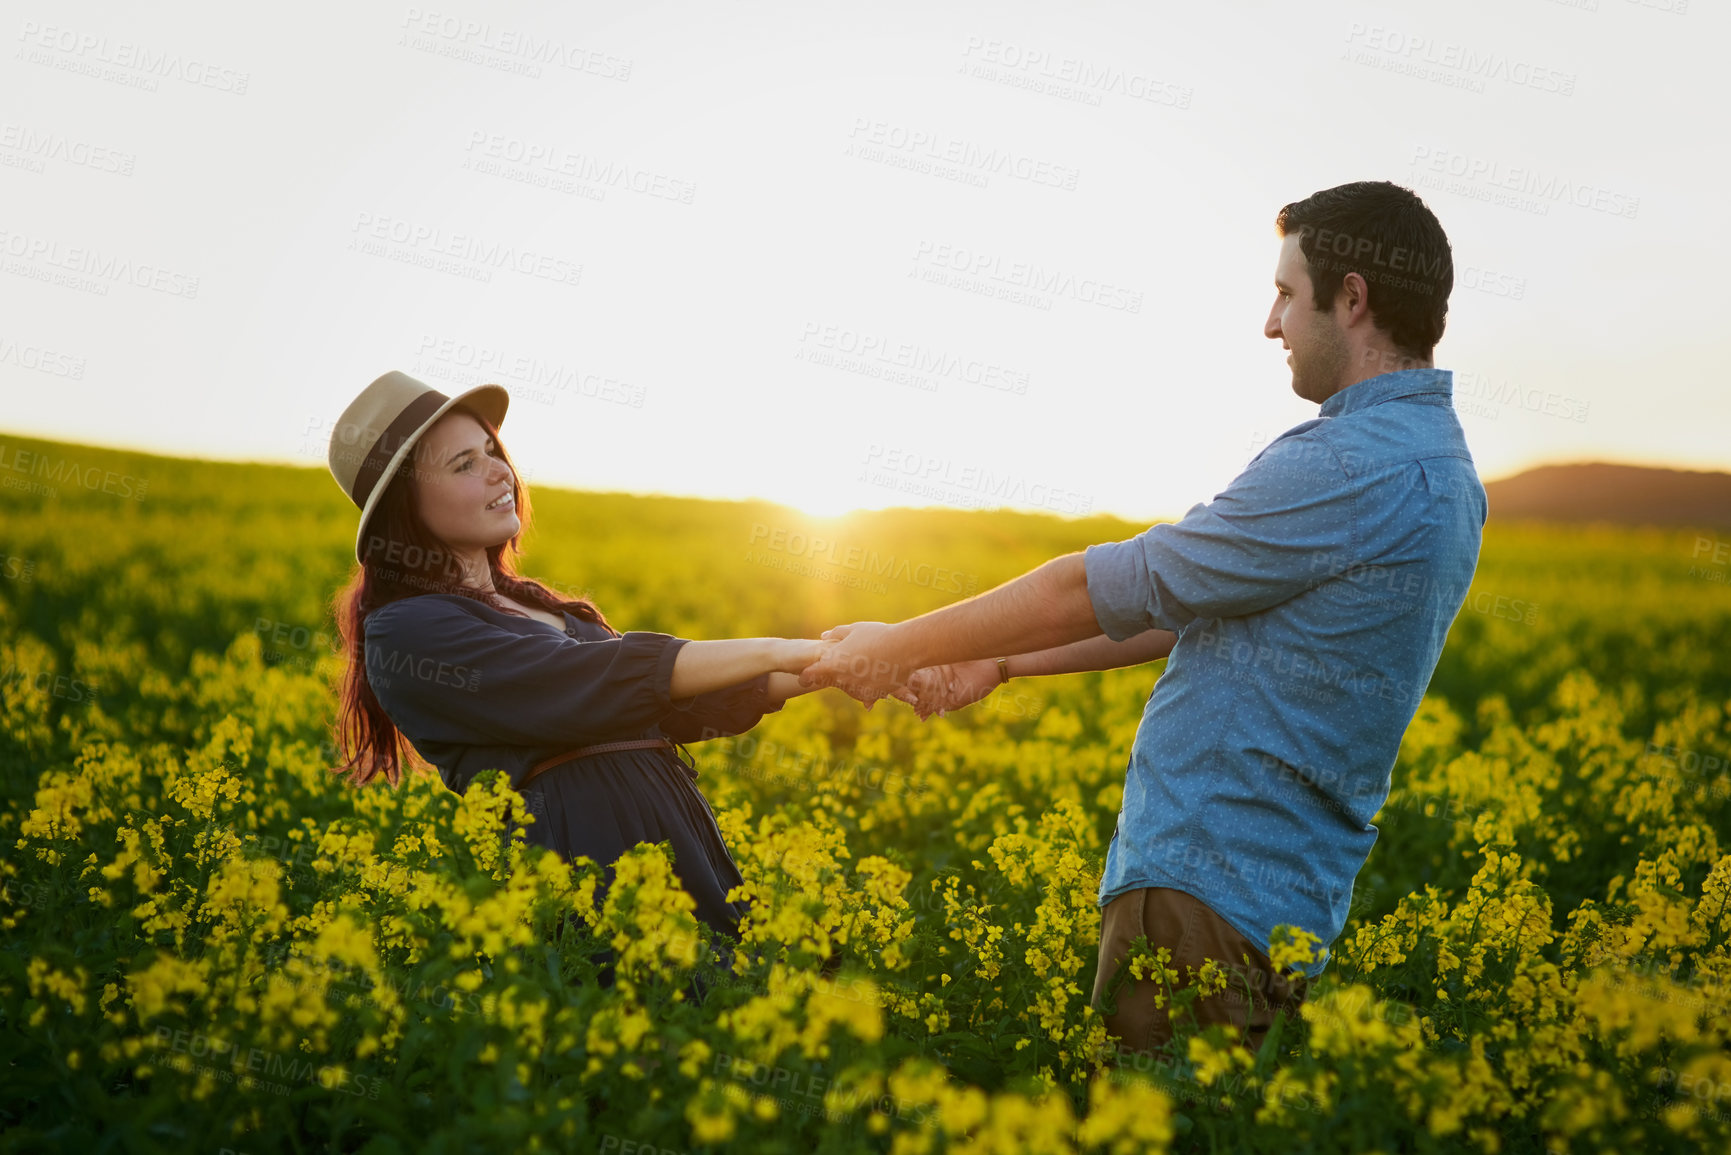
[763,672,825,708]
[1001,627,1178,677]
[896,628,1177,718]
[668,638,829,700]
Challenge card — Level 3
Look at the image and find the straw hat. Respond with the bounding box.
[326,370,510,564]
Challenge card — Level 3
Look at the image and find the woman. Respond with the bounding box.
[323,370,835,946]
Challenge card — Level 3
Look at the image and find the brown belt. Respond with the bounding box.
[520,738,675,788]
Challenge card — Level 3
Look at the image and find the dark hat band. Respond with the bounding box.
[351,389,450,509]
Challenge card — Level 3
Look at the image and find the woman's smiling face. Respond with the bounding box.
[410,409,519,554]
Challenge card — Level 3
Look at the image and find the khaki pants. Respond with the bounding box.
[1090,886,1308,1058]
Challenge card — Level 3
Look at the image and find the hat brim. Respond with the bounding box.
[353,383,512,565]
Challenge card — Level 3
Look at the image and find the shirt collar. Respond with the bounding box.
[1320,367,1453,419]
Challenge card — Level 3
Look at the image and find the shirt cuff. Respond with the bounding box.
[1084,539,1153,642]
[639,632,691,711]
[752,671,784,715]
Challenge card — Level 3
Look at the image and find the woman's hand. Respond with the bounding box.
[895,658,1001,720]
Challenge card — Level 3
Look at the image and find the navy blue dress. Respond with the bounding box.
[362,593,780,938]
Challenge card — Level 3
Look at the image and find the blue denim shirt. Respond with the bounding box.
[1082,368,1486,978]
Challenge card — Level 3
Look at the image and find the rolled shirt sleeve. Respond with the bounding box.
[364,597,691,748]
[1084,429,1359,638]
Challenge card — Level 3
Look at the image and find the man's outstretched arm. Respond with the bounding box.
[801,552,1103,699]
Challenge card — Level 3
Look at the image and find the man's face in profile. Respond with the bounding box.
[1266,233,1349,405]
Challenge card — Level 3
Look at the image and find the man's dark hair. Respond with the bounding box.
[1275,181,1453,359]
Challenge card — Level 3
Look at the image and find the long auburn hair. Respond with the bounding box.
[327,405,615,787]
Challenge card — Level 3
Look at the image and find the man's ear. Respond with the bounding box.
[1340,271,1372,326]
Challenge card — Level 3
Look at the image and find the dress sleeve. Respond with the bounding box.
[1083,429,1358,638]
[658,673,784,743]
[363,597,691,747]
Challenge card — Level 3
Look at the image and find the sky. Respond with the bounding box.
[1,0,1718,524]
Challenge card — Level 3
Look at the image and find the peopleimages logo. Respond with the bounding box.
[0,123,136,175]
[398,8,632,80]
[15,21,251,94]
[747,523,981,596]
[0,443,147,500]
[0,227,200,298]
[910,241,1142,313]
[0,335,85,379]
[412,334,647,408]
[957,36,1193,109]
[845,118,1081,191]
[348,212,582,287]
[364,642,481,692]
[1454,369,1590,424]
[463,131,695,204]
[1344,24,1577,96]
[859,444,1092,516]
[1305,227,1447,282]
[153,1026,383,1098]
[797,322,1030,395]
[1411,145,1639,219]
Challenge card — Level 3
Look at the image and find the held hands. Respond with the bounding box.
[896,659,1002,720]
[799,622,1000,720]
[798,621,905,706]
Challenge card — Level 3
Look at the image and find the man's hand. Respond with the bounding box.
[897,660,1001,720]
[799,621,912,705]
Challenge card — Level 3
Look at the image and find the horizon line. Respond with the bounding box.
[1,425,1726,526]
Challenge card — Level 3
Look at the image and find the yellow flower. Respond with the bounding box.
[27,958,89,1016]
[1077,1075,1176,1154]
[1268,924,1326,975]
[1187,1034,1254,1087]
[685,1079,737,1144]
[125,953,209,1023]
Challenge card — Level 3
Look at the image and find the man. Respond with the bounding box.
[800,181,1487,1057]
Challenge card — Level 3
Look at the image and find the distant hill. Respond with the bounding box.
[1485,463,1731,529]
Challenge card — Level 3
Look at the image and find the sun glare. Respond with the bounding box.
[787,492,865,518]
[770,477,882,519]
